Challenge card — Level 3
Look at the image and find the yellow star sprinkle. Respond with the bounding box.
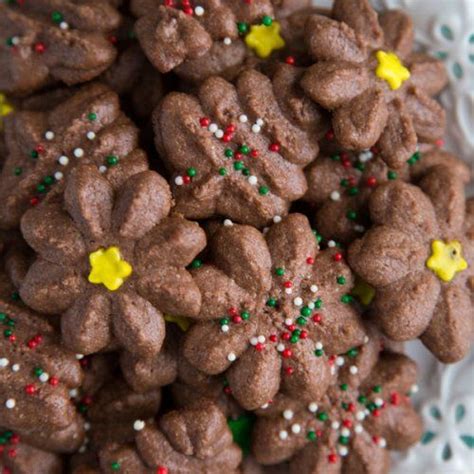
[88,246,132,291]
[375,50,411,90]
[164,314,191,332]
[352,278,376,306]
[0,94,14,130]
[245,21,285,59]
[426,240,468,283]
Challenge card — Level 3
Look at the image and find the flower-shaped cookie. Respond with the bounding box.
[0,83,149,230]
[304,148,410,244]
[349,162,473,362]
[99,402,242,474]
[300,0,448,168]
[0,1,120,95]
[19,163,206,359]
[131,0,303,82]
[252,331,422,472]
[154,67,324,227]
[0,271,85,453]
[183,213,366,410]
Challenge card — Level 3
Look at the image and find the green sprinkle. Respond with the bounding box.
[242,168,250,176]
[337,276,346,285]
[358,395,367,404]
[4,329,12,337]
[11,292,20,301]
[106,155,119,166]
[346,348,358,358]
[290,335,299,344]
[373,385,382,393]
[34,367,43,376]
[317,412,328,421]
[314,349,324,357]
[220,318,229,326]
[51,11,63,24]
[240,145,250,155]
[14,167,22,176]
[341,294,353,304]
[346,210,357,221]
[218,167,227,176]
[314,298,322,309]
[225,148,234,158]
[31,150,38,159]
[88,112,97,121]
[266,297,277,307]
[258,186,269,195]
[296,317,307,326]
[340,178,349,187]
[110,461,121,471]
[275,267,285,276]
[387,170,398,180]
[340,383,348,391]
[0,313,6,322]
[43,175,54,185]
[36,184,46,193]
[330,154,340,161]
[237,22,249,34]
[262,15,273,26]
[241,311,250,320]
[190,259,202,269]
[339,435,350,445]
[300,306,311,317]
[307,430,317,441]
[234,161,244,171]
[355,162,365,171]
[348,186,359,196]
[187,167,197,177]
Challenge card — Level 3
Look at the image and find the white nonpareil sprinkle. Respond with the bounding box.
[339,446,349,456]
[374,397,384,407]
[227,352,236,362]
[59,21,69,30]
[69,389,79,398]
[354,423,363,433]
[11,364,20,372]
[84,422,91,431]
[330,191,340,201]
[308,302,315,310]
[99,165,107,174]
[349,365,358,374]
[410,384,419,394]
[194,6,205,16]
[310,284,318,293]
[221,324,229,333]
[58,155,69,166]
[44,131,55,140]
[215,129,224,139]
[0,358,9,368]
[327,240,336,248]
[256,118,264,127]
[293,297,303,307]
[73,148,84,158]
[133,420,145,431]
[283,409,294,420]
[75,354,84,360]
[315,342,323,350]
[238,114,248,123]
[11,36,20,45]
[250,337,258,346]
[354,224,365,233]
[308,402,318,413]
[248,175,258,185]
[273,215,282,223]
[54,171,63,181]
[251,124,261,134]
[78,445,87,453]
[261,403,269,409]
[277,343,285,352]
[223,37,232,45]
[363,335,369,344]
[223,219,233,226]
[257,335,265,343]
[331,421,340,430]
[341,428,350,437]
[356,411,365,421]
[378,438,387,448]
[208,123,218,133]
[285,318,293,326]
[336,356,345,366]
[359,150,373,163]
[175,176,184,186]
[285,288,292,294]
[291,423,301,434]
[5,399,15,409]
[39,372,49,383]
[279,430,288,440]
[86,131,96,140]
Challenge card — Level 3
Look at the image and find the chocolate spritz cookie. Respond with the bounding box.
[0,272,85,453]
[19,163,206,360]
[348,159,473,362]
[0,83,149,230]
[131,0,310,82]
[304,149,410,244]
[0,0,121,95]
[183,213,366,410]
[154,67,324,227]
[300,0,448,168]
[99,401,242,473]
[252,330,422,472]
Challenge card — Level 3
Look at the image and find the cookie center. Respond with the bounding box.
[375,50,410,90]
[88,246,132,291]
[426,239,468,282]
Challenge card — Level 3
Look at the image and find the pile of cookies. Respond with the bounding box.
[0,0,472,472]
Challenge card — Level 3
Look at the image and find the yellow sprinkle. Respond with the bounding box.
[164,314,191,332]
[426,240,468,282]
[88,246,132,291]
[375,50,410,90]
[245,21,285,59]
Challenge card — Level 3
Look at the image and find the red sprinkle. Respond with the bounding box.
[255,343,265,352]
[325,130,334,141]
[49,376,59,387]
[199,117,210,127]
[269,334,277,342]
[312,314,322,324]
[282,348,292,359]
[34,42,46,53]
[157,467,169,474]
[306,257,314,265]
[373,408,381,417]
[299,330,308,339]
[328,453,337,464]
[285,366,294,375]
[30,197,40,206]
[285,56,295,65]
[223,386,232,395]
[342,419,352,428]
[232,315,242,324]
[269,143,280,152]
[347,402,356,412]
[281,332,291,341]
[333,252,343,262]
[250,149,259,158]
[366,176,377,187]
[8,335,16,343]
[24,384,36,395]
[283,281,292,288]
[7,449,16,458]
[10,434,20,445]
[390,392,400,406]
[182,175,191,185]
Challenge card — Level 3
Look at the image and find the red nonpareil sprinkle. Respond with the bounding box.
[347,403,355,412]
[7,449,16,458]
[342,419,352,428]
[288,324,296,332]
[223,386,232,395]
[27,340,37,349]
[285,56,295,65]
[182,175,191,184]
[3,468,11,474]
[24,384,36,395]
[342,159,351,169]
[306,257,314,265]
[316,430,323,437]
[366,176,377,187]
[82,395,93,405]
[49,376,59,386]
[157,467,168,474]
[250,149,259,158]
[372,435,380,444]
[35,144,45,154]
[283,281,292,288]
[269,334,277,342]
[435,138,444,147]
[285,366,294,375]
[10,434,20,445]
[372,408,381,417]
[269,143,280,152]
[281,332,290,341]
[370,146,379,154]
[333,252,343,262]
[282,348,292,358]
[8,335,16,343]
[325,130,334,141]
[312,314,322,324]
[244,0,253,4]
[30,197,40,206]
[199,117,210,127]
[328,355,336,365]
[108,35,118,44]
[225,124,236,133]
[328,453,337,464]
[232,315,242,324]
[235,152,243,160]
[34,42,46,53]
[348,176,357,186]
[164,0,174,6]
[300,330,308,339]
[222,134,232,143]
[255,343,264,352]
[183,6,193,15]
[228,307,238,316]
[390,392,400,406]
[34,334,43,344]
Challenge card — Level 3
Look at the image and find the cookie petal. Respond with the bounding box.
[137,266,201,318]
[348,225,427,287]
[113,292,166,358]
[64,164,113,240]
[408,53,449,96]
[183,319,257,375]
[372,271,441,340]
[343,431,390,474]
[112,171,172,239]
[21,202,86,265]
[301,62,369,110]
[305,15,367,63]
[61,291,112,355]
[290,443,341,474]
[20,259,84,314]
[332,0,383,49]
[421,284,474,362]
[227,346,281,410]
[405,87,446,143]
[376,99,417,169]
[378,10,414,59]
[333,88,388,151]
